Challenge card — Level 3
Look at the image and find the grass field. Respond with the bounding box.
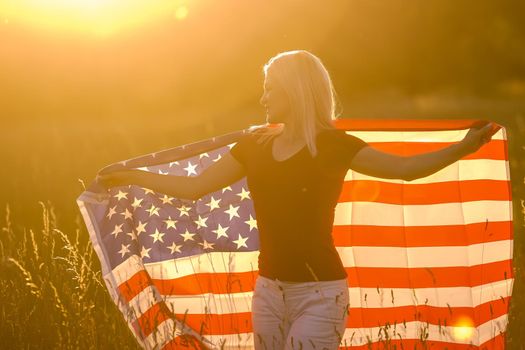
[1,112,523,349]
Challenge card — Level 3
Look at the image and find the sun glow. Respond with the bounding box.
[452,316,475,342]
[0,0,189,37]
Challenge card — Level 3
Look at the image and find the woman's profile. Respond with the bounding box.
[99,50,495,350]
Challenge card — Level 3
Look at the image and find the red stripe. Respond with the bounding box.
[137,302,173,337]
[119,259,512,303]
[332,221,513,247]
[346,260,513,289]
[338,333,506,350]
[118,269,152,302]
[339,180,510,204]
[366,140,507,160]
[138,297,508,336]
[334,118,502,132]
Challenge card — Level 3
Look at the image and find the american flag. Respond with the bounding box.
[77,119,513,349]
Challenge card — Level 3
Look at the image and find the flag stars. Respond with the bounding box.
[131,197,144,210]
[224,204,240,220]
[167,242,182,254]
[126,230,137,240]
[233,234,249,249]
[160,194,174,205]
[120,208,133,221]
[142,187,155,195]
[140,246,152,259]
[212,224,229,239]
[180,229,196,242]
[206,196,221,211]
[177,204,191,217]
[199,152,209,159]
[183,161,198,176]
[169,161,179,167]
[150,228,166,243]
[118,243,131,258]
[212,154,222,162]
[222,186,232,193]
[135,221,148,236]
[114,190,128,201]
[198,239,215,250]
[236,187,251,201]
[110,223,124,238]
[106,205,117,220]
[146,204,161,217]
[163,216,178,230]
[194,215,208,229]
[244,215,258,231]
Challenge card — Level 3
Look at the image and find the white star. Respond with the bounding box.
[198,239,215,250]
[180,229,196,242]
[142,187,155,195]
[146,204,160,217]
[194,215,208,229]
[158,169,169,175]
[135,221,148,236]
[126,230,137,240]
[163,216,178,230]
[118,244,131,257]
[131,197,144,210]
[199,152,209,159]
[222,186,232,193]
[244,215,258,231]
[227,142,235,149]
[169,161,179,167]
[110,223,124,238]
[177,204,191,217]
[120,208,133,220]
[183,161,198,176]
[106,205,117,220]
[114,190,128,201]
[212,224,229,239]
[233,234,249,249]
[160,194,174,205]
[205,196,221,211]
[224,204,240,220]
[236,187,251,201]
[167,242,182,254]
[150,228,166,243]
[140,245,151,259]
[212,154,222,162]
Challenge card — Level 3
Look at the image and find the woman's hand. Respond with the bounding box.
[97,170,136,190]
[460,122,497,155]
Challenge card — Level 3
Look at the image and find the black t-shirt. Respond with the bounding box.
[229,128,368,282]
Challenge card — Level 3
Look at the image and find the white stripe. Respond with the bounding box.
[347,128,505,142]
[334,200,512,226]
[155,279,513,315]
[337,240,512,268]
[109,254,144,285]
[114,237,511,286]
[345,159,510,183]
[143,251,259,281]
[158,313,508,348]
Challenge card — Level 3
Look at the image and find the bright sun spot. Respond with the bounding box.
[0,0,189,37]
[452,316,475,341]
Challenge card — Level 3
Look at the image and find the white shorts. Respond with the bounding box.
[251,275,349,350]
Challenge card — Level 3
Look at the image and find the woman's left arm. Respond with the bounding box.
[349,122,496,181]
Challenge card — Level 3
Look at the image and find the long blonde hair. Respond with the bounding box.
[249,50,342,157]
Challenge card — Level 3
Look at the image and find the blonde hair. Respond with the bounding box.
[249,50,342,157]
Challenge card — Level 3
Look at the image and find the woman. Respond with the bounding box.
[99,50,495,350]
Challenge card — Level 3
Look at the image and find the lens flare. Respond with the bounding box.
[0,0,187,36]
[452,316,475,341]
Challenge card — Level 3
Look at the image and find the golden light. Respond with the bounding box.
[0,0,189,37]
[452,316,475,342]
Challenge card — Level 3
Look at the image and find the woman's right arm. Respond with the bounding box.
[97,152,246,200]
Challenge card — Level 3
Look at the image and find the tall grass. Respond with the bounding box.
[0,201,141,349]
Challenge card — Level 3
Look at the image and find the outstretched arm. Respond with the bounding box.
[97,152,245,200]
[349,122,497,181]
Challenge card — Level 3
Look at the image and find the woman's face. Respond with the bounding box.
[259,69,289,124]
